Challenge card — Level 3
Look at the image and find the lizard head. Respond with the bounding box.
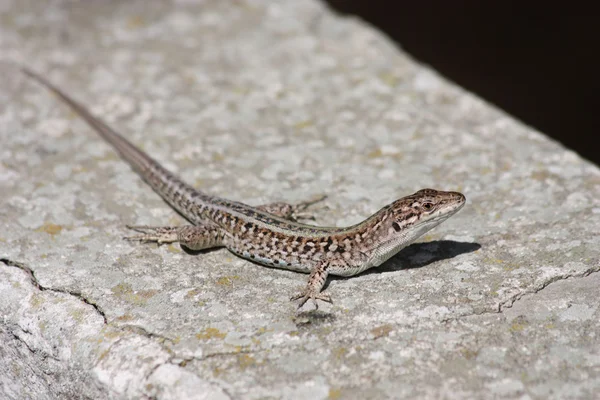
[365,188,466,267]
[391,188,466,230]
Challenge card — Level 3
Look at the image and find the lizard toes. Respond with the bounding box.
[290,291,310,309]
[316,292,332,303]
[123,226,178,244]
[126,225,152,233]
[291,290,331,310]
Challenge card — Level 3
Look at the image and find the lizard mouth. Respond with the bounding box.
[432,199,465,221]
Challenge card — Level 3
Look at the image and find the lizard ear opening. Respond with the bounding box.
[392,221,402,232]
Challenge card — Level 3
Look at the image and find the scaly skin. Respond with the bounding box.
[22,67,466,309]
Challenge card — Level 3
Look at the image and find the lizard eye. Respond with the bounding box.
[422,202,433,210]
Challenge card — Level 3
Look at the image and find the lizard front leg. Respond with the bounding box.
[124,224,224,251]
[290,258,333,310]
[257,195,327,222]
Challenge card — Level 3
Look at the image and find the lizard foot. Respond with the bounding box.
[290,194,329,221]
[290,289,332,310]
[123,225,179,244]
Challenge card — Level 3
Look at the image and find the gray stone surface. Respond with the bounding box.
[1,0,599,399]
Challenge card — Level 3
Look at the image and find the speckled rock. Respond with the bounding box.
[1,1,598,399]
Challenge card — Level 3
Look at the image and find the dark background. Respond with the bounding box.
[324,2,598,166]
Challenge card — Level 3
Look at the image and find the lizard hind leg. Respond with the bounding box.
[124,224,224,251]
[257,194,327,222]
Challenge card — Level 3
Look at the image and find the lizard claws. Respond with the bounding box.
[290,290,332,310]
[291,195,329,222]
[123,225,178,244]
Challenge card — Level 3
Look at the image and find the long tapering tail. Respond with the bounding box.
[21,67,205,220]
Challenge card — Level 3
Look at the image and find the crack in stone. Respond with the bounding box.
[144,355,174,387]
[139,355,233,400]
[443,266,600,322]
[4,325,60,362]
[0,258,207,387]
[120,324,176,348]
[1,257,108,324]
[2,258,233,398]
[188,348,258,362]
[498,266,600,312]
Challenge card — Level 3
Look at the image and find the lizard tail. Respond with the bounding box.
[21,67,206,220]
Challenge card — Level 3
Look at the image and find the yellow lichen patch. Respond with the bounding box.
[237,354,257,370]
[216,275,241,287]
[115,313,134,322]
[184,288,201,300]
[132,289,158,304]
[510,316,528,332]
[293,120,314,130]
[68,308,86,323]
[168,217,182,226]
[328,388,343,400]
[101,329,123,340]
[97,349,110,362]
[378,72,399,87]
[53,296,67,305]
[93,152,118,162]
[331,347,348,360]
[36,222,63,236]
[367,148,383,159]
[29,294,44,308]
[167,244,181,253]
[421,234,435,242]
[319,326,334,336]
[231,86,250,95]
[489,282,500,297]
[502,264,519,272]
[211,153,225,162]
[371,324,393,339]
[460,348,478,360]
[111,283,134,296]
[126,15,145,29]
[531,170,553,181]
[196,327,226,341]
[255,326,270,335]
[111,283,158,305]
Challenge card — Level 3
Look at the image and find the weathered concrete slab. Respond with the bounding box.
[1,0,598,399]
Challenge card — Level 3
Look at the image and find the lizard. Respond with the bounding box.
[20,67,466,310]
